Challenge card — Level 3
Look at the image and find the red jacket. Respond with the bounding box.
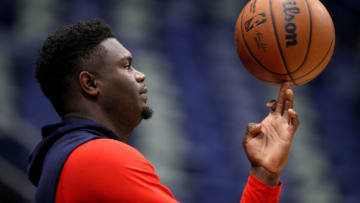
[56,138,281,203]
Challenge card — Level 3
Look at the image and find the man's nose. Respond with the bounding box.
[134,68,146,83]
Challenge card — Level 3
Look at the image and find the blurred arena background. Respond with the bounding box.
[0,0,359,202]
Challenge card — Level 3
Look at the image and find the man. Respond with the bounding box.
[28,19,299,203]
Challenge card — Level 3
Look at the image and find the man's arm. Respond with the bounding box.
[240,172,282,203]
[55,138,178,203]
[240,82,300,202]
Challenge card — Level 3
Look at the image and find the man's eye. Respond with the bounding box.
[124,64,131,70]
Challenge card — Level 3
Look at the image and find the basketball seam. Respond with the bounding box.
[293,31,335,82]
[269,0,297,85]
[289,0,312,74]
[256,31,335,84]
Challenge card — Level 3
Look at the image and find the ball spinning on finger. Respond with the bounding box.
[235,0,335,86]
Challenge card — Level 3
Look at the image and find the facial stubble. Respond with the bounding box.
[141,106,153,120]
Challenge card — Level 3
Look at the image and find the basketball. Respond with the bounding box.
[235,0,335,86]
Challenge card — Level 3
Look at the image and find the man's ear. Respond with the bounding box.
[78,71,99,97]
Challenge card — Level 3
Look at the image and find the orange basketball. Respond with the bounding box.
[235,0,335,86]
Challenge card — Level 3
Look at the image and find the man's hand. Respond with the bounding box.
[243,83,300,186]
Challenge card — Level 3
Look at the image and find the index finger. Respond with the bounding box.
[275,82,290,114]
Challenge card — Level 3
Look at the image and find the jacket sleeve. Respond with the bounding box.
[240,173,282,203]
[55,138,178,203]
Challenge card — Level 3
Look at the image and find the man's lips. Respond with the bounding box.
[139,86,148,95]
[140,86,148,102]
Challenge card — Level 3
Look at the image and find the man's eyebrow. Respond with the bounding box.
[119,55,132,64]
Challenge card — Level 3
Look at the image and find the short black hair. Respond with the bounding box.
[35,18,114,116]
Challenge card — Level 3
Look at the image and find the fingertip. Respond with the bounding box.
[269,99,277,103]
[250,122,261,129]
[266,103,272,109]
[288,108,296,114]
[286,89,293,96]
[248,122,257,127]
[266,100,276,109]
[282,82,291,89]
[248,123,261,134]
[288,109,299,127]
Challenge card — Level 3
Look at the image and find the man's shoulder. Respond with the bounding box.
[57,139,161,202]
[65,138,149,167]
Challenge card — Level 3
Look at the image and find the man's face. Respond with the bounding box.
[95,38,152,125]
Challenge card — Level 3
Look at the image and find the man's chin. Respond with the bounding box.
[141,106,153,120]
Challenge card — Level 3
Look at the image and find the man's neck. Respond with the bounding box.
[63,111,134,142]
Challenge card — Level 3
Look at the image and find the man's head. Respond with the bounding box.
[35,19,152,129]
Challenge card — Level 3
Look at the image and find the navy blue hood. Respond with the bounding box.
[27,118,120,187]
